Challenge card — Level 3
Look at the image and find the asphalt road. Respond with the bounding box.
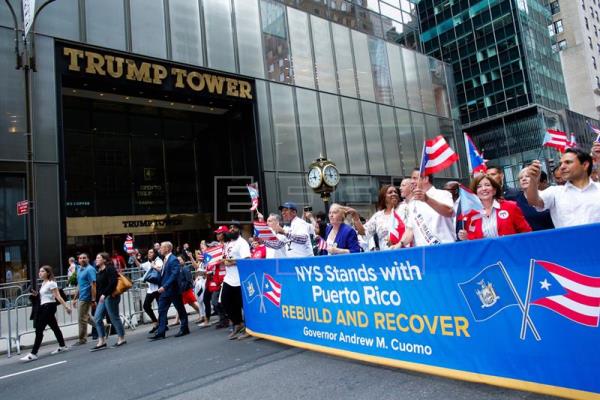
[0,321,559,400]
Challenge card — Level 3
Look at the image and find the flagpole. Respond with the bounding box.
[259,273,266,313]
[518,259,538,340]
[497,261,540,341]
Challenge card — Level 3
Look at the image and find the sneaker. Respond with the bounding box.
[51,346,68,355]
[20,353,38,362]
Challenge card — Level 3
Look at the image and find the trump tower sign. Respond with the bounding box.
[238,223,600,399]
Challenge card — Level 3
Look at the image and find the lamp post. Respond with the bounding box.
[306,155,340,215]
[4,0,57,290]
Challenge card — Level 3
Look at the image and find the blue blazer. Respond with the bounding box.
[160,254,181,296]
[325,223,361,254]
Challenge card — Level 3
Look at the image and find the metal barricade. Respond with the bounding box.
[0,285,24,307]
[0,298,12,358]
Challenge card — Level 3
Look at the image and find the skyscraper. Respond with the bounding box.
[418,0,570,183]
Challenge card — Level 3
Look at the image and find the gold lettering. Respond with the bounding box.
[186,71,205,91]
[203,74,225,94]
[171,67,188,88]
[105,55,124,78]
[85,51,106,76]
[152,64,168,85]
[63,47,84,72]
[374,312,384,329]
[226,78,239,97]
[281,305,289,318]
[239,80,252,99]
[126,60,152,83]
[454,316,470,337]
[440,316,454,336]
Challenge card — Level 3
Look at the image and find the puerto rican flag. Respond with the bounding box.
[247,184,260,211]
[463,132,487,174]
[262,273,282,307]
[123,235,134,254]
[457,184,483,221]
[586,121,600,142]
[253,221,277,240]
[542,129,569,153]
[316,235,328,252]
[204,245,224,267]
[419,135,459,176]
[388,210,406,245]
[529,260,600,327]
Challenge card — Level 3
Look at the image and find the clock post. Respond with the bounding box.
[306,155,339,215]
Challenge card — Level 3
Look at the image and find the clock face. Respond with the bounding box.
[307,166,323,189]
[323,165,340,187]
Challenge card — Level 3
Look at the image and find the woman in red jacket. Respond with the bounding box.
[458,174,532,240]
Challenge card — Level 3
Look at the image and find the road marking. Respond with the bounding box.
[0,361,67,380]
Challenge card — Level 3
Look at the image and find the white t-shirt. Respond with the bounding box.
[266,233,289,259]
[537,180,600,228]
[283,217,314,258]
[223,236,251,287]
[363,204,410,251]
[141,257,163,293]
[407,186,456,246]
[40,280,58,305]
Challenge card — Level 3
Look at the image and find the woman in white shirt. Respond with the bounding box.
[21,265,72,362]
[134,248,163,334]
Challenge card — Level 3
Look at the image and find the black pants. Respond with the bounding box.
[221,283,243,325]
[32,303,65,355]
[143,291,160,323]
[202,289,212,319]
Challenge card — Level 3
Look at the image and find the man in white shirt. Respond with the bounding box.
[222,222,251,339]
[407,169,456,246]
[263,213,289,259]
[526,148,600,228]
[273,202,314,258]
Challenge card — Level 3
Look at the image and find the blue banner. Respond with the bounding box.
[238,223,600,399]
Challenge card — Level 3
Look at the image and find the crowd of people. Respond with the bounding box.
[19,144,600,362]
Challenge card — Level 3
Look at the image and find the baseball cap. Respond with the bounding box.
[214,225,228,234]
[278,201,298,211]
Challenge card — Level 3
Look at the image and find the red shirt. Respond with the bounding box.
[465,199,532,240]
[251,245,267,259]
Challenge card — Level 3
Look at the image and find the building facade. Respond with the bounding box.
[0,0,462,281]
[550,0,600,119]
[417,0,572,183]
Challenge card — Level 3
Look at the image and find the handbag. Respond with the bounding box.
[143,267,161,285]
[112,273,133,296]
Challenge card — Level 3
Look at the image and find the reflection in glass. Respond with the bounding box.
[296,89,323,166]
[361,102,385,175]
[203,0,236,72]
[368,37,393,105]
[131,136,165,215]
[270,83,301,171]
[386,42,408,108]
[234,0,265,78]
[341,98,367,174]
[402,48,423,112]
[255,81,275,170]
[396,108,416,171]
[320,93,348,173]
[130,0,167,58]
[379,105,402,176]
[311,16,337,93]
[430,58,451,118]
[169,0,203,66]
[332,23,357,97]
[410,111,426,152]
[418,54,436,115]
[261,0,292,83]
[85,0,126,50]
[35,0,79,40]
[352,30,375,101]
[288,7,315,89]
[278,173,307,207]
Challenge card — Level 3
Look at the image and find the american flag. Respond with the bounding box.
[388,210,406,245]
[529,260,600,327]
[204,245,224,267]
[419,135,459,176]
[542,129,569,153]
[262,273,282,307]
[253,221,277,240]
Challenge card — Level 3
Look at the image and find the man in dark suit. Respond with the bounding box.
[149,241,189,340]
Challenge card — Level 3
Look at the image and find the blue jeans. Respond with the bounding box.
[94,296,125,338]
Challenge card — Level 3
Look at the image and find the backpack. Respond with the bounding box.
[178,264,194,292]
